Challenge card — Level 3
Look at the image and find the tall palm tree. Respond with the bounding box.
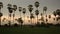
[0,2,3,25]
[35,10,39,23]
[28,5,33,23]
[22,8,26,23]
[30,13,35,24]
[19,7,22,18]
[35,1,40,23]
[7,4,13,25]
[13,5,17,23]
[43,6,47,22]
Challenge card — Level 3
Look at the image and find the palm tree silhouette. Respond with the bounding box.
[7,4,13,25]
[35,1,40,23]
[19,7,22,18]
[43,6,47,14]
[22,8,26,23]
[17,17,23,27]
[13,5,17,23]
[35,10,39,23]
[56,9,60,21]
[34,1,39,9]
[28,5,33,23]
[43,6,47,23]
[30,13,35,24]
[0,2,3,25]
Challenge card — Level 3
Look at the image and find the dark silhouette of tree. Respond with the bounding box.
[35,10,39,23]
[13,5,17,23]
[22,8,26,23]
[43,6,47,23]
[56,9,60,16]
[30,13,35,24]
[35,1,40,24]
[0,2,3,25]
[28,5,33,23]
[34,1,40,8]
[7,4,13,25]
[17,17,23,27]
[43,6,47,14]
[53,11,56,21]
[53,9,60,21]
[19,7,22,18]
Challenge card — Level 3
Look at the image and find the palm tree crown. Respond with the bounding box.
[35,1,40,8]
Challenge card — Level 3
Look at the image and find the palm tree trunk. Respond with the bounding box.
[24,14,25,23]
[20,12,21,18]
[9,14,11,25]
[13,11,15,23]
[37,15,38,23]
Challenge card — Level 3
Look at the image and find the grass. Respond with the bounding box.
[0,26,60,34]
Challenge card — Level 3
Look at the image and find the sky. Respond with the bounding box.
[0,0,60,25]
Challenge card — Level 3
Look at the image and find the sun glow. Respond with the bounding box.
[1,14,60,25]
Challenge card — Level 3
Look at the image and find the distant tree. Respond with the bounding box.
[13,5,17,23]
[7,4,13,25]
[17,18,23,27]
[53,9,60,21]
[35,1,40,24]
[19,7,22,18]
[0,2,3,25]
[43,6,47,14]
[35,10,39,23]
[28,5,33,23]
[22,8,26,23]
[43,6,47,22]
[30,13,35,24]
[34,1,40,8]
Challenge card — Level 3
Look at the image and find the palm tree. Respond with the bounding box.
[56,9,60,21]
[43,6,47,14]
[0,2,3,25]
[35,1,40,23]
[43,6,47,22]
[22,8,26,23]
[28,5,33,14]
[13,5,17,23]
[34,1,40,9]
[28,5,33,23]
[19,7,22,18]
[35,10,39,23]
[17,17,23,27]
[7,4,13,25]
[30,13,35,24]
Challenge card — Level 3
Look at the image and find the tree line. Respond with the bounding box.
[0,1,60,27]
